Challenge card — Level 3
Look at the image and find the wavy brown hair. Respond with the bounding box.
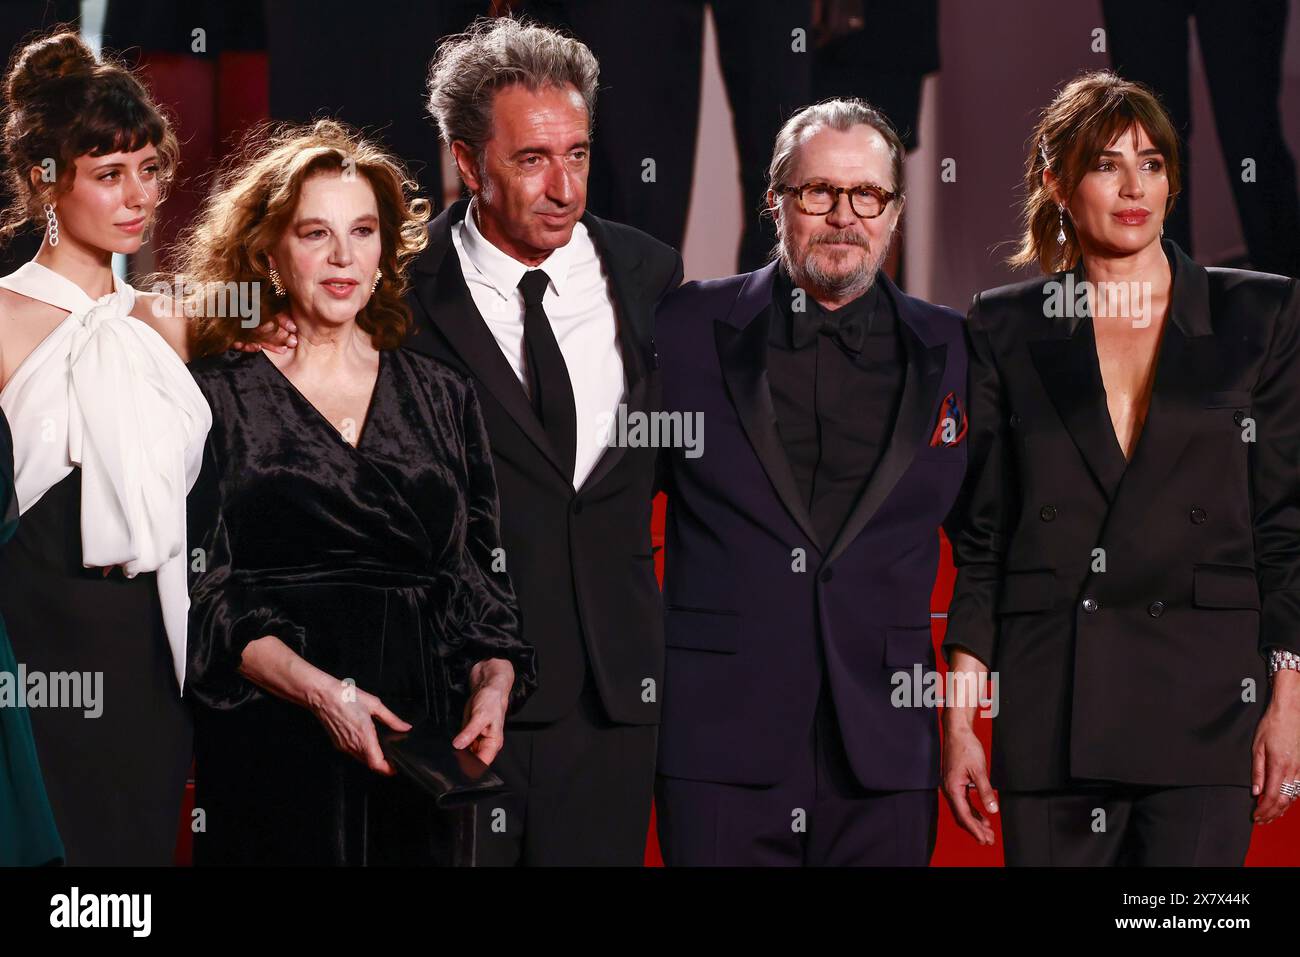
[1,27,179,245]
[173,119,430,356]
[1009,70,1182,275]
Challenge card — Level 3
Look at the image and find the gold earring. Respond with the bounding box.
[371,268,382,294]
[268,267,285,297]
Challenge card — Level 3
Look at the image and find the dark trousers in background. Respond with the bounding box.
[526,0,812,274]
[266,0,489,206]
[1000,785,1255,866]
[474,670,658,866]
[655,679,937,866]
[1104,0,1300,278]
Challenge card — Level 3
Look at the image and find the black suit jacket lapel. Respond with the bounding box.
[1104,240,1218,524]
[1027,240,1214,506]
[825,276,947,565]
[716,262,822,552]
[411,200,569,480]
[580,211,648,492]
[1029,319,1128,502]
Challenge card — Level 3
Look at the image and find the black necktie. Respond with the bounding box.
[518,269,576,479]
[791,307,867,354]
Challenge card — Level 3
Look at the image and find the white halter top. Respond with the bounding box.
[0,260,211,689]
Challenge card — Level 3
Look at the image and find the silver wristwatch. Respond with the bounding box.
[1268,648,1300,677]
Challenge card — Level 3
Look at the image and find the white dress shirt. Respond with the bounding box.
[451,199,626,490]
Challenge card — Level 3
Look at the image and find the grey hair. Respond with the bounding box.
[766,98,907,201]
[426,16,599,176]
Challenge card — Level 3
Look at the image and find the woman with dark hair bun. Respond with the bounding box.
[941,71,1300,866]
[0,28,210,864]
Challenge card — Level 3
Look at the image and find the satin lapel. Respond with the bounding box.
[411,212,568,480]
[579,212,647,492]
[1103,240,1217,527]
[715,264,821,552]
[1028,321,1128,501]
[824,287,947,565]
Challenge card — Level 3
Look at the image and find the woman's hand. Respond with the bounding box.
[1252,670,1300,824]
[240,635,409,775]
[306,676,411,776]
[453,658,515,766]
[941,649,999,846]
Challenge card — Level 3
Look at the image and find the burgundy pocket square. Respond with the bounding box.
[929,391,968,447]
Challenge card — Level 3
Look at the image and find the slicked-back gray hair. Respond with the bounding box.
[767,98,907,201]
[426,16,599,173]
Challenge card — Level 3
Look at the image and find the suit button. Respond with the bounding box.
[572,498,584,515]
[1190,506,1207,525]
[1148,601,1165,617]
[1081,598,1099,613]
[1233,410,1245,425]
[820,568,834,583]
[1039,505,1057,522]
[1009,412,1022,428]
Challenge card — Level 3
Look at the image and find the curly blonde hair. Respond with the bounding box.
[172,119,430,356]
[1009,70,1182,275]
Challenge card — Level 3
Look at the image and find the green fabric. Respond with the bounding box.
[0,411,63,866]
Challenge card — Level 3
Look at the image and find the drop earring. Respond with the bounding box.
[268,267,285,297]
[43,203,59,247]
[1056,204,1067,246]
[371,268,382,294]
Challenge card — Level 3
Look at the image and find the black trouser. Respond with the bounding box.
[656,678,937,866]
[1000,785,1254,866]
[473,672,658,866]
[526,0,813,274]
[1103,0,1300,277]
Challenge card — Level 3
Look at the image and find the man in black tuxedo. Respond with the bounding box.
[653,100,969,865]
[404,17,682,865]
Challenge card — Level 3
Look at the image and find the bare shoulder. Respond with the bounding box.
[130,290,190,359]
[0,286,72,388]
[131,290,187,324]
[0,285,63,323]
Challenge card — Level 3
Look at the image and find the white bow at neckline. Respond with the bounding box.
[0,260,212,690]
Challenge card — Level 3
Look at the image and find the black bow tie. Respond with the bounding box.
[791,307,867,353]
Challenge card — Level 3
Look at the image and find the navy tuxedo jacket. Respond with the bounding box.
[655,261,970,788]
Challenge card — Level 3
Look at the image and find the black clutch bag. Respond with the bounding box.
[378,718,508,809]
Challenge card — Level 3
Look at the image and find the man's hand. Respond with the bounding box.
[1252,669,1300,824]
[232,313,298,354]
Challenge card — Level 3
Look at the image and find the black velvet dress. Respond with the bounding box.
[186,348,536,865]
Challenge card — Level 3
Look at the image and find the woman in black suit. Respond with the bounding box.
[941,71,1300,866]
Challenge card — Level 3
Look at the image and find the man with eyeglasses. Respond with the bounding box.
[652,99,970,865]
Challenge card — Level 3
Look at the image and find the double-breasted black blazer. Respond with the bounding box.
[943,240,1300,790]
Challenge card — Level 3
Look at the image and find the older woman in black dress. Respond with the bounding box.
[941,72,1300,866]
[180,120,535,865]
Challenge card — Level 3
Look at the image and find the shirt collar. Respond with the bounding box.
[460,197,584,301]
